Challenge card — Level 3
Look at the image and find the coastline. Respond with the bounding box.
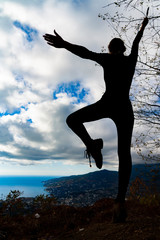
[0,176,57,199]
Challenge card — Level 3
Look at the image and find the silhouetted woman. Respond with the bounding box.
[43,16,148,222]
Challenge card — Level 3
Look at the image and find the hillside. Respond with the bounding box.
[43,169,118,206]
[43,164,160,206]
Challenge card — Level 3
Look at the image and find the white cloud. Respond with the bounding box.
[0,0,150,175]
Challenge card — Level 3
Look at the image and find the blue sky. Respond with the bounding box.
[13,20,38,42]
[0,0,157,176]
[0,0,114,176]
[53,81,89,103]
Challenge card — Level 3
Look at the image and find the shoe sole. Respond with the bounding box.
[92,139,103,169]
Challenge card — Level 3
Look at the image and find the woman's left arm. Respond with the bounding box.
[131,17,149,56]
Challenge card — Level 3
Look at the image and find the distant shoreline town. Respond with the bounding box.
[43,164,160,207]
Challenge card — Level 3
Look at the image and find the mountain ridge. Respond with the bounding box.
[43,163,160,206]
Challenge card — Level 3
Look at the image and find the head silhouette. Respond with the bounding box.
[108,38,126,54]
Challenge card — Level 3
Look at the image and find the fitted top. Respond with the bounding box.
[65,31,143,101]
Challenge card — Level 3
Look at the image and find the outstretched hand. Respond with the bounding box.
[43,30,65,48]
[141,7,149,28]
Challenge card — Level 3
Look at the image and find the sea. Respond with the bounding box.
[0,176,57,200]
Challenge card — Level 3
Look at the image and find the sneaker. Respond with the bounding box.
[85,139,103,169]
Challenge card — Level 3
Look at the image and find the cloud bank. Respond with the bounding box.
[0,0,146,174]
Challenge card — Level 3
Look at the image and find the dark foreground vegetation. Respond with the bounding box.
[0,189,160,240]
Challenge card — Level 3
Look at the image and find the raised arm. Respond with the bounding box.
[131,17,149,56]
[43,30,98,61]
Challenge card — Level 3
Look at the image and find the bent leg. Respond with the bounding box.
[66,100,106,147]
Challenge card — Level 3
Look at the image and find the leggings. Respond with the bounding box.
[66,96,134,202]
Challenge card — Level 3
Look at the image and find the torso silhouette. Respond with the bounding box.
[95,53,137,100]
[65,31,142,103]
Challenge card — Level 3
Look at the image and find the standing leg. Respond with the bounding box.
[116,120,134,203]
[112,104,134,222]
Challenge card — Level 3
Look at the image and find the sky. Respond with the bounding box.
[0,0,155,176]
